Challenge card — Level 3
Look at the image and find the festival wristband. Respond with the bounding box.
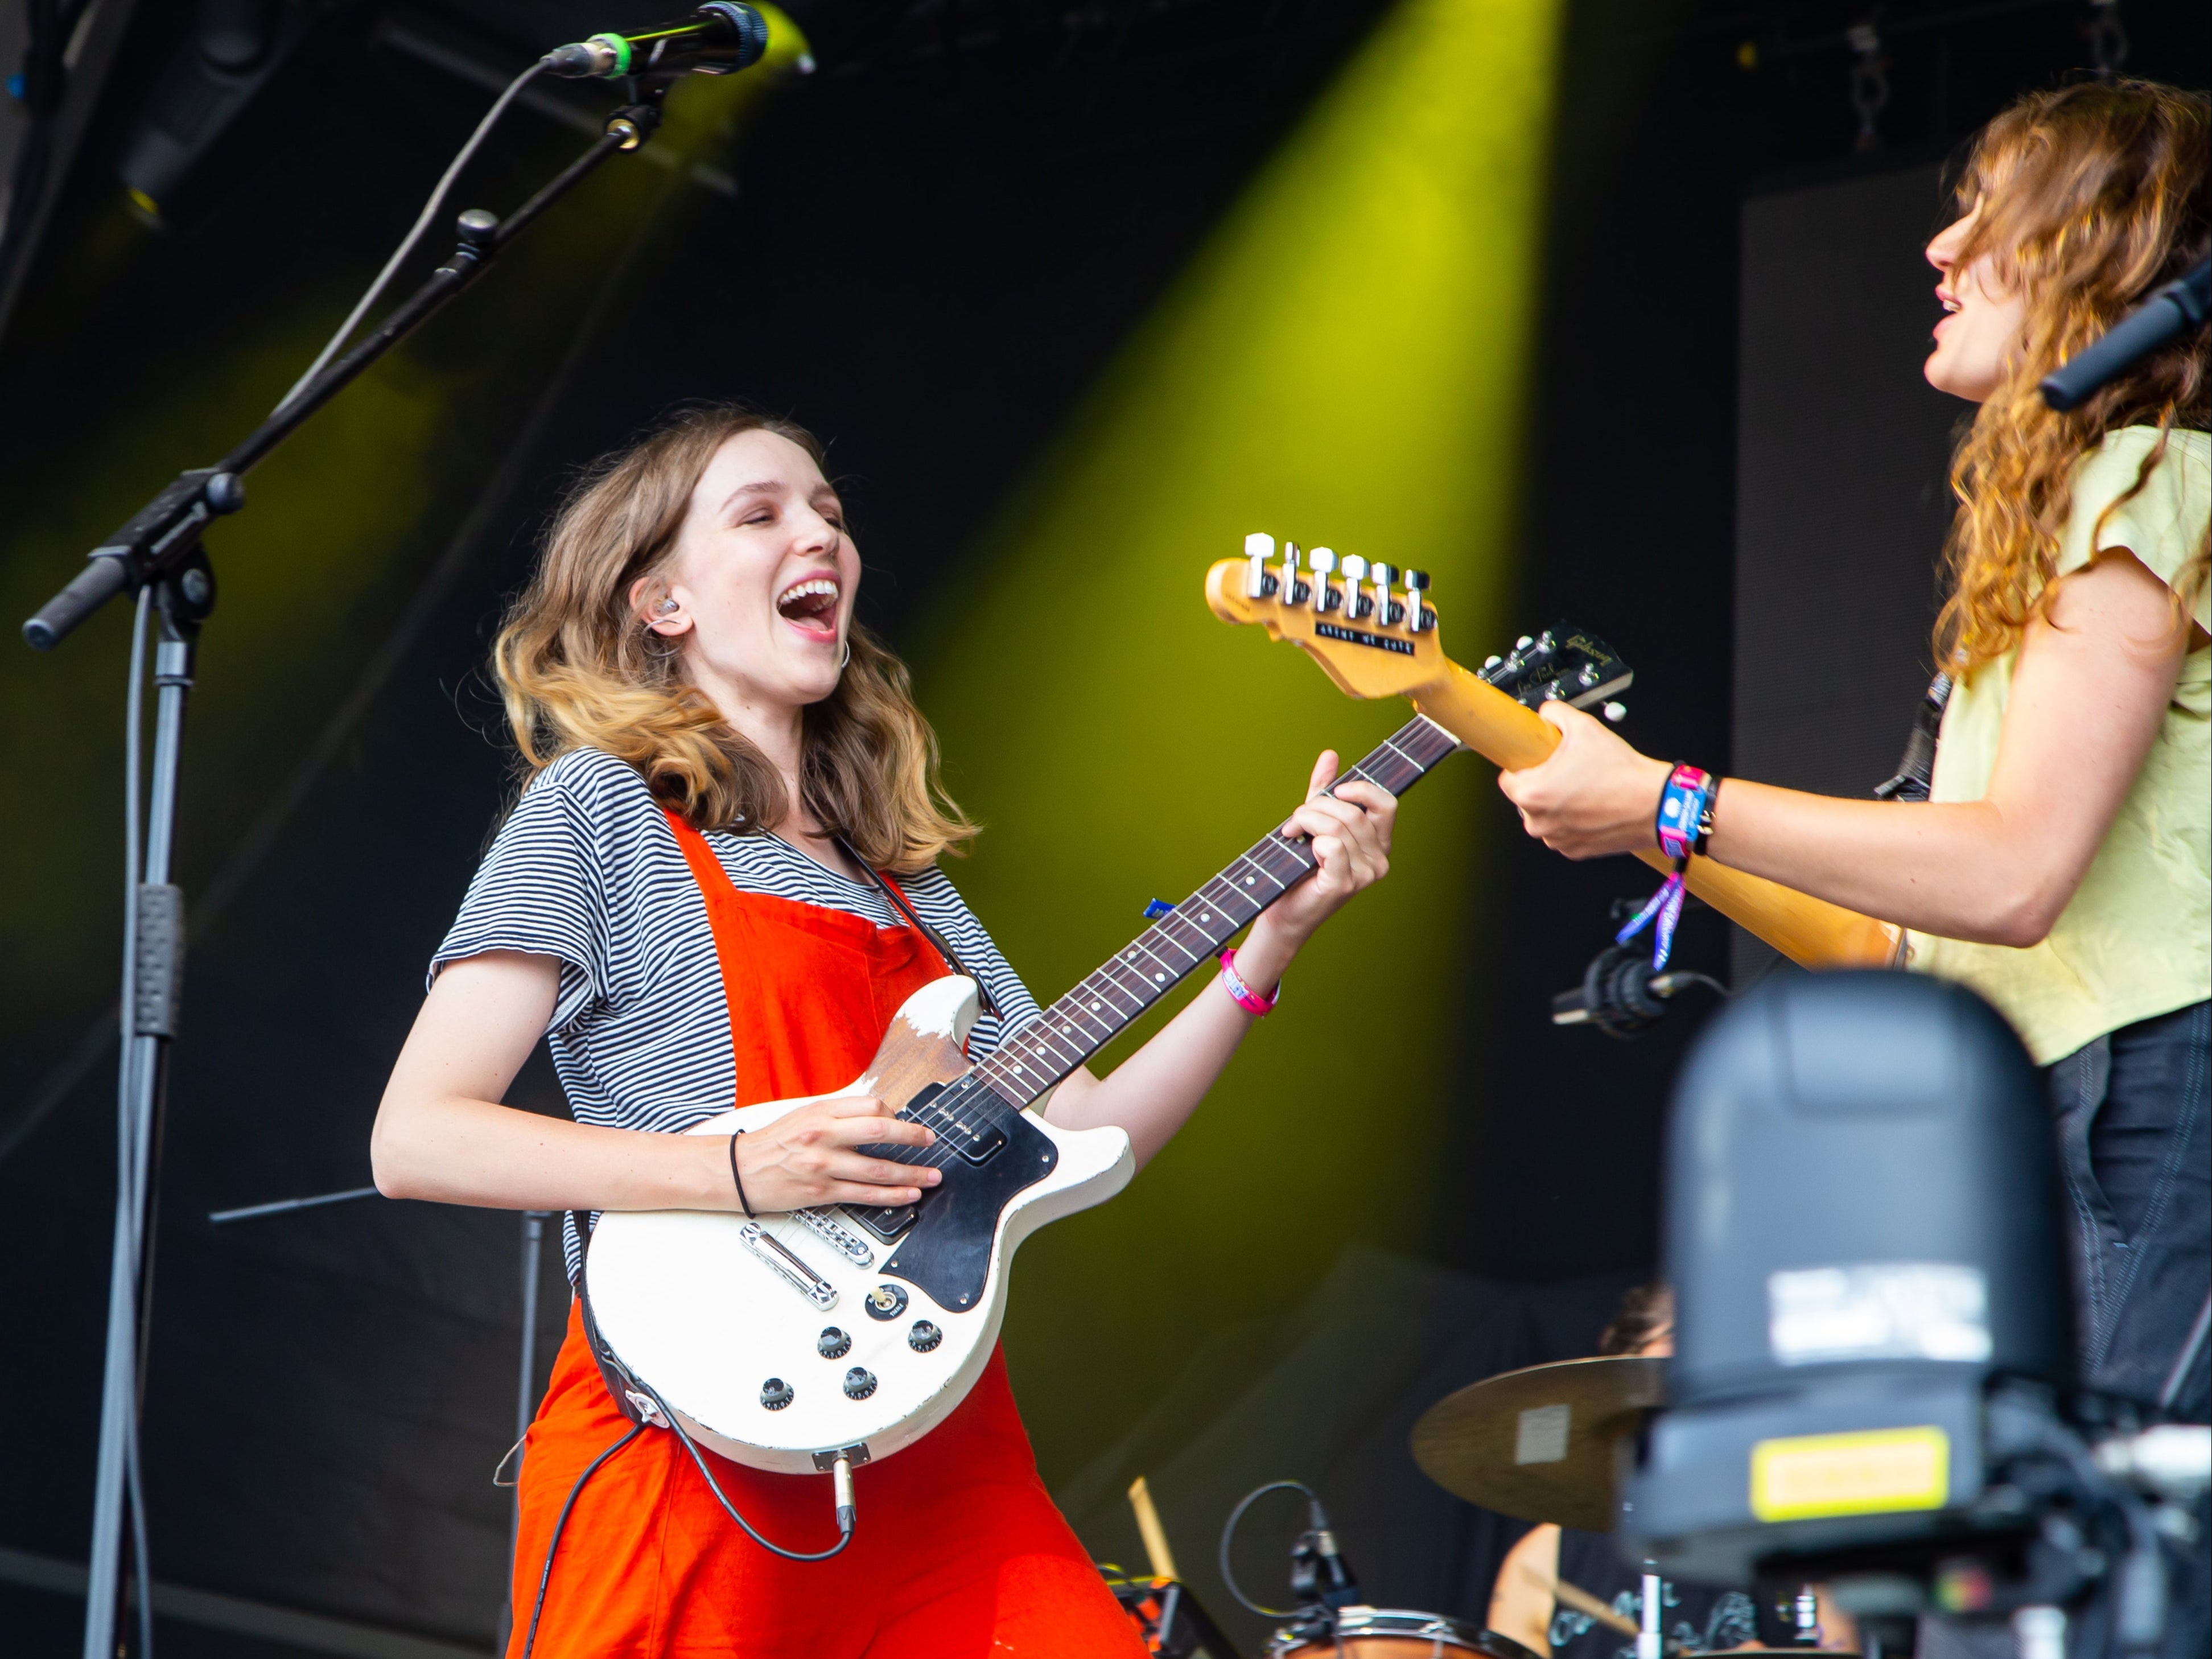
[1655,763,1717,859]
[1620,764,1719,972]
[1217,946,1281,1016]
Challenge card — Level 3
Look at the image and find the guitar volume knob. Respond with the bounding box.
[760,1377,793,1411]
[908,1320,942,1353]
[817,1326,851,1359]
[843,1367,878,1401]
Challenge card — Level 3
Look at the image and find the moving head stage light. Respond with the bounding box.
[1622,972,2209,1659]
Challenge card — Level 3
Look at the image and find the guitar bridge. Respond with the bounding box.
[739,1222,838,1311]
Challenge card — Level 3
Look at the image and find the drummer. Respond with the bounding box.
[1484,1286,1855,1658]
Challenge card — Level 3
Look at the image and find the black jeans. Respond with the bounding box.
[2045,999,2211,1419]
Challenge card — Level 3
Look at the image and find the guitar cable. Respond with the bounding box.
[637,1373,860,1562]
[519,1384,858,1659]
[520,1421,645,1659]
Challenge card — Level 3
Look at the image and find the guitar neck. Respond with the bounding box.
[972,715,1462,1109]
[1403,663,1898,970]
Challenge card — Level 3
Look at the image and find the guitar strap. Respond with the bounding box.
[1873,672,1953,802]
[839,839,1000,1019]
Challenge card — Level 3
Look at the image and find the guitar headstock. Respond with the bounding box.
[1205,534,1633,715]
[1475,623,1632,713]
[1204,534,1447,699]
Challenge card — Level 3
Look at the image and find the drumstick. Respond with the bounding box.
[1127,1476,1181,1583]
[1520,1559,1642,1638]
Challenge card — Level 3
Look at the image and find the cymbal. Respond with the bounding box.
[1410,1355,1663,1532]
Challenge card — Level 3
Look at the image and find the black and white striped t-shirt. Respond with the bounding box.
[430,746,1041,1278]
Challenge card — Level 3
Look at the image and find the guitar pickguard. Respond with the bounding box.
[880,1104,1059,1314]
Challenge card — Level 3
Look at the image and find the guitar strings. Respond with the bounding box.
[851,721,1452,1187]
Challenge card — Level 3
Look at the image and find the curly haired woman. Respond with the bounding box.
[1501,80,2210,1419]
[370,407,1397,1656]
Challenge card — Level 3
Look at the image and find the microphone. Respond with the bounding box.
[1551,942,1727,1038]
[1304,1495,1361,1611]
[542,3,769,80]
[2041,256,2210,411]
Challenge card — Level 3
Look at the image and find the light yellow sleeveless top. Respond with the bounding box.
[1908,426,2210,1065]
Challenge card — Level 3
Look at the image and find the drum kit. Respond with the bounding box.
[1115,1356,1860,1659]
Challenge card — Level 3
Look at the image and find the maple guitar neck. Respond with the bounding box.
[1402,660,1900,969]
[1202,555,1898,971]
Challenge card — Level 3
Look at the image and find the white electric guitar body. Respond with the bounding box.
[580,710,1463,1476]
[584,974,1134,1475]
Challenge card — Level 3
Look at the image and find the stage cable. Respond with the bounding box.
[1217,1479,1318,1619]
[275,57,547,413]
[519,1422,645,1659]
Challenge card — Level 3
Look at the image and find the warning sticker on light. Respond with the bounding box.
[1750,1426,1950,1521]
[1768,1262,1992,1365]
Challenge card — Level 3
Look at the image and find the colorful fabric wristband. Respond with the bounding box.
[1617,763,1719,971]
[1217,946,1280,1016]
[1655,763,1716,859]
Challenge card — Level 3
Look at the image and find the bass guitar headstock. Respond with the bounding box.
[1205,533,1632,717]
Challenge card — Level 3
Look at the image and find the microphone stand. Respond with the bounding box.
[28,81,673,1659]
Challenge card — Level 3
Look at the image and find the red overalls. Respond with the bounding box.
[505,810,1146,1658]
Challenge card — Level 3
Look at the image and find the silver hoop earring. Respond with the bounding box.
[838,640,851,670]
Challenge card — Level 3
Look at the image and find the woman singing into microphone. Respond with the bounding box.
[370,407,1398,1655]
[1502,81,2209,1418]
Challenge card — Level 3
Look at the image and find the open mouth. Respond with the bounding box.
[776,577,841,631]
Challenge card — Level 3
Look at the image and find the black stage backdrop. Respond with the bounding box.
[1,2,2205,1653]
[1732,160,1963,990]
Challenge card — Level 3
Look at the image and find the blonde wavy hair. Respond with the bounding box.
[493,406,977,872]
[1935,79,2209,677]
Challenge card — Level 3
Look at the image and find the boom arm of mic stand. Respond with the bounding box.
[20,96,665,652]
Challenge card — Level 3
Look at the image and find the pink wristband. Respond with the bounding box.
[1217,946,1281,1016]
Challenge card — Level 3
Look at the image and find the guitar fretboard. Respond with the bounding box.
[958,714,1460,1117]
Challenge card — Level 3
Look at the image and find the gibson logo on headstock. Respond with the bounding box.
[1315,622,1415,656]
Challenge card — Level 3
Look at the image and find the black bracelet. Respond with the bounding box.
[728,1129,756,1218]
[1694,777,1721,856]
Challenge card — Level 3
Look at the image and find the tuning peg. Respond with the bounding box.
[1243,532,1279,600]
[1308,546,1341,614]
[1369,561,1402,627]
[1278,541,1308,606]
[1603,701,1628,723]
[1403,568,1434,633]
[1482,654,1503,670]
[1515,635,1534,651]
[1339,554,1371,620]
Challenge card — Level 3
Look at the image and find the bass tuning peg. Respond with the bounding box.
[1243,532,1279,600]
[1307,547,1340,614]
[1370,561,1403,627]
[1340,554,1371,620]
[1402,567,1434,633]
